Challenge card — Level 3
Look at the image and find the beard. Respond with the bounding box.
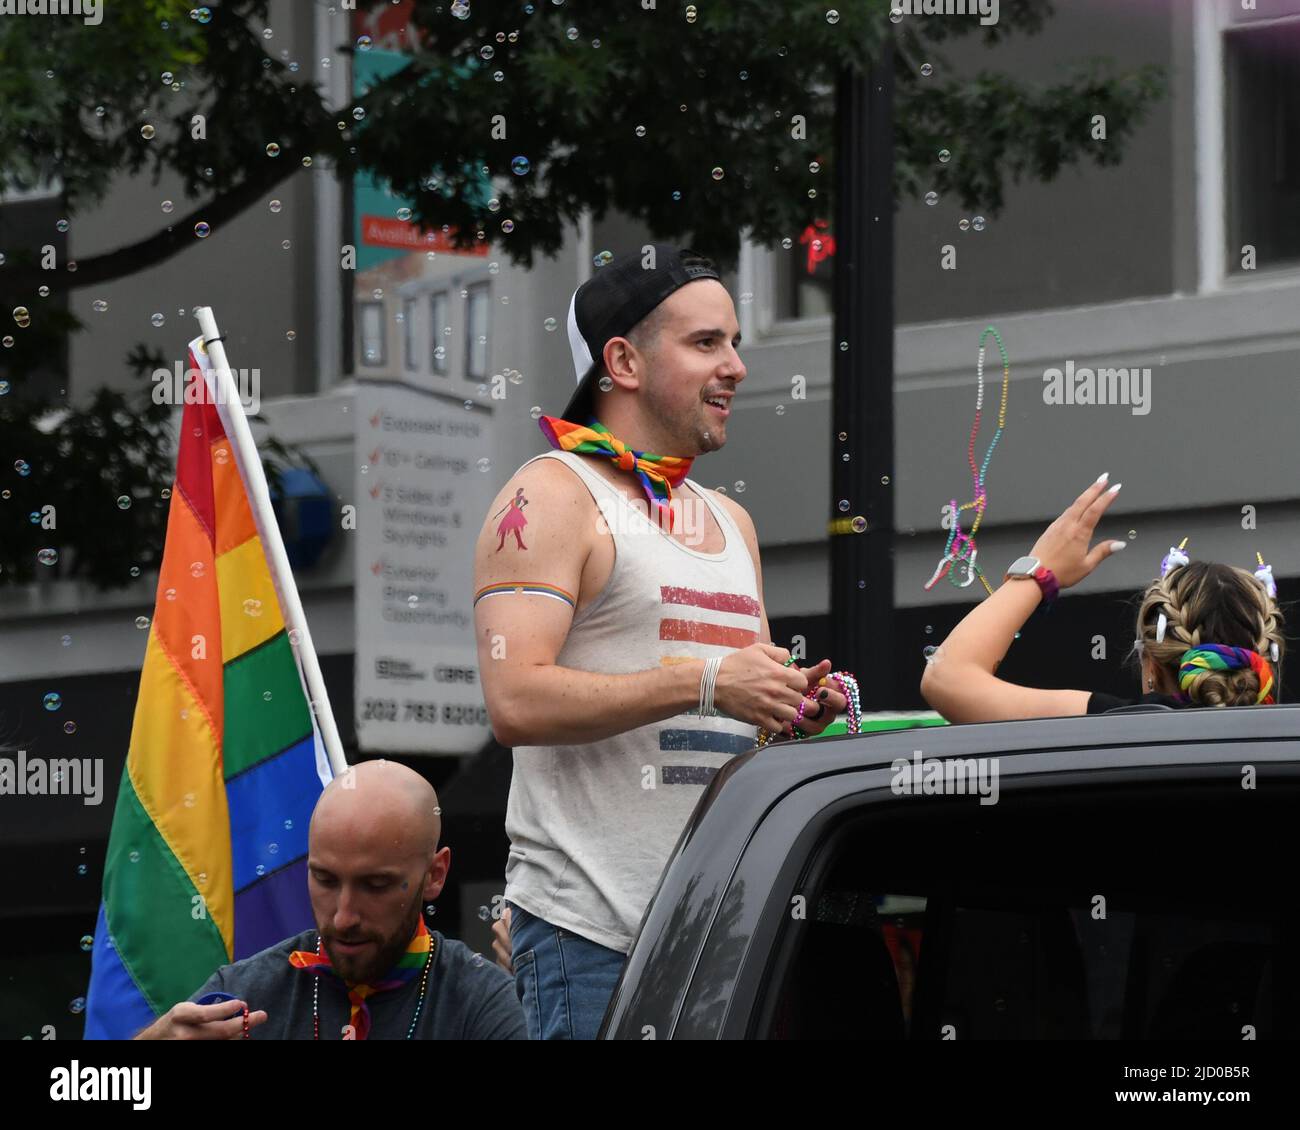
[321,899,422,984]
[643,382,724,456]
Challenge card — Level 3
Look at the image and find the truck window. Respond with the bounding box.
[758,781,1297,1040]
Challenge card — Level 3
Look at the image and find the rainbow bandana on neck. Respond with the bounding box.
[289,916,432,1040]
[539,416,693,531]
[1177,645,1275,705]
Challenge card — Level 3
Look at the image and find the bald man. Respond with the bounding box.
[135,761,526,1040]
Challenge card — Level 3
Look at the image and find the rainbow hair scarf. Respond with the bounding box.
[1177,645,1275,705]
[538,416,693,531]
[289,916,432,1040]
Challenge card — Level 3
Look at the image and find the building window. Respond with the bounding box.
[772,220,835,322]
[430,291,449,375]
[402,298,418,372]
[1225,16,1300,272]
[465,283,489,380]
[358,302,386,367]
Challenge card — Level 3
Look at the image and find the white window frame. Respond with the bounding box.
[429,290,450,376]
[464,281,490,381]
[1196,0,1300,292]
[357,301,386,368]
[402,296,420,373]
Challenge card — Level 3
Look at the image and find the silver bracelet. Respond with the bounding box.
[698,656,723,717]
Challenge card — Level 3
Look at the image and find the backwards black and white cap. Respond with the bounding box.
[561,245,721,421]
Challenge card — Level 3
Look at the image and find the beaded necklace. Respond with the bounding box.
[924,326,1010,598]
[755,659,863,749]
[310,933,436,1040]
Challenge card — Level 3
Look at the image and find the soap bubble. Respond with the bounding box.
[43,692,62,712]
[938,149,951,163]
[826,11,841,25]
[80,935,94,952]
[924,191,938,206]
[501,219,515,233]
[356,34,372,51]
[838,499,851,513]
[135,616,150,630]
[920,63,933,77]
[69,997,86,1014]
[38,548,59,566]
[593,249,613,268]
[972,216,986,231]
[396,207,412,221]
[116,495,131,510]
[530,406,542,419]
[711,167,724,181]
[481,44,495,60]
[265,142,281,157]
[151,313,165,327]
[543,317,557,332]
[269,199,282,213]
[851,516,868,533]
[511,155,530,175]
[64,721,77,734]
[598,375,614,392]
[194,221,211,238]
[92,299,108,313]
[140,124,156,140]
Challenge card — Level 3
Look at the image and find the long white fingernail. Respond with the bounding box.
[1107,482,1122,493]
[1096,472,1109,484]
[1110,540,1127,551]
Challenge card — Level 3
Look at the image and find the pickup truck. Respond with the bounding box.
[601,704,1298,1039]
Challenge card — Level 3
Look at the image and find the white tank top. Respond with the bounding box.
[503,450,761,953]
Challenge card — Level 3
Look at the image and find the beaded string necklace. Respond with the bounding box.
[309,933,436,1040]
[924,326,1010,598]
[755,658,863,749]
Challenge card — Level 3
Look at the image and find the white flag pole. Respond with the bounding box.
[193,307,349,778]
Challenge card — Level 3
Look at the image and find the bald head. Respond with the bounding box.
[311,760,442,866]
[306,761,450,983]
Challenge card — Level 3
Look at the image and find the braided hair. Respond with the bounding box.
[1132,561,1285,706]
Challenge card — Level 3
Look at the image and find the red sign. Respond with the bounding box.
[799,220,836,276]
[360,216,488,256]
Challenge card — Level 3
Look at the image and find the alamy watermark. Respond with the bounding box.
[1042,360,1151,416]
[0,0,102,26]
[892,0,999,26]
[595,495,710,547]
[891,750,1000,805]
[152,361,261,414]
[0,750,104,806]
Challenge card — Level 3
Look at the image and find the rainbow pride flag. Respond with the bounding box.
[84,337,332,1039]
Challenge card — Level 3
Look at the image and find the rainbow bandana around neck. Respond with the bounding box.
[1177,645,1275,705]
[539,416,693,531]
[289,916,432,1040]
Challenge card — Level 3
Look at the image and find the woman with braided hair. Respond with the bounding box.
[920,473,1285,723]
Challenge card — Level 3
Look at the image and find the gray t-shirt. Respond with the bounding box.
[190,929,526,1040]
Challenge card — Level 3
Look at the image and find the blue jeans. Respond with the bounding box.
[508,902,626,1040]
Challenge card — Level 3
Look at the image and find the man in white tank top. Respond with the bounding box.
[472,246,847,1039]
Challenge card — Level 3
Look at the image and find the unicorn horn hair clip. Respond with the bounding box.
[1254,552,1280,664]
[1155,537,1190,643]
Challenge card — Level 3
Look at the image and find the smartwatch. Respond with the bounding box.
[1004,555,1059,607]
